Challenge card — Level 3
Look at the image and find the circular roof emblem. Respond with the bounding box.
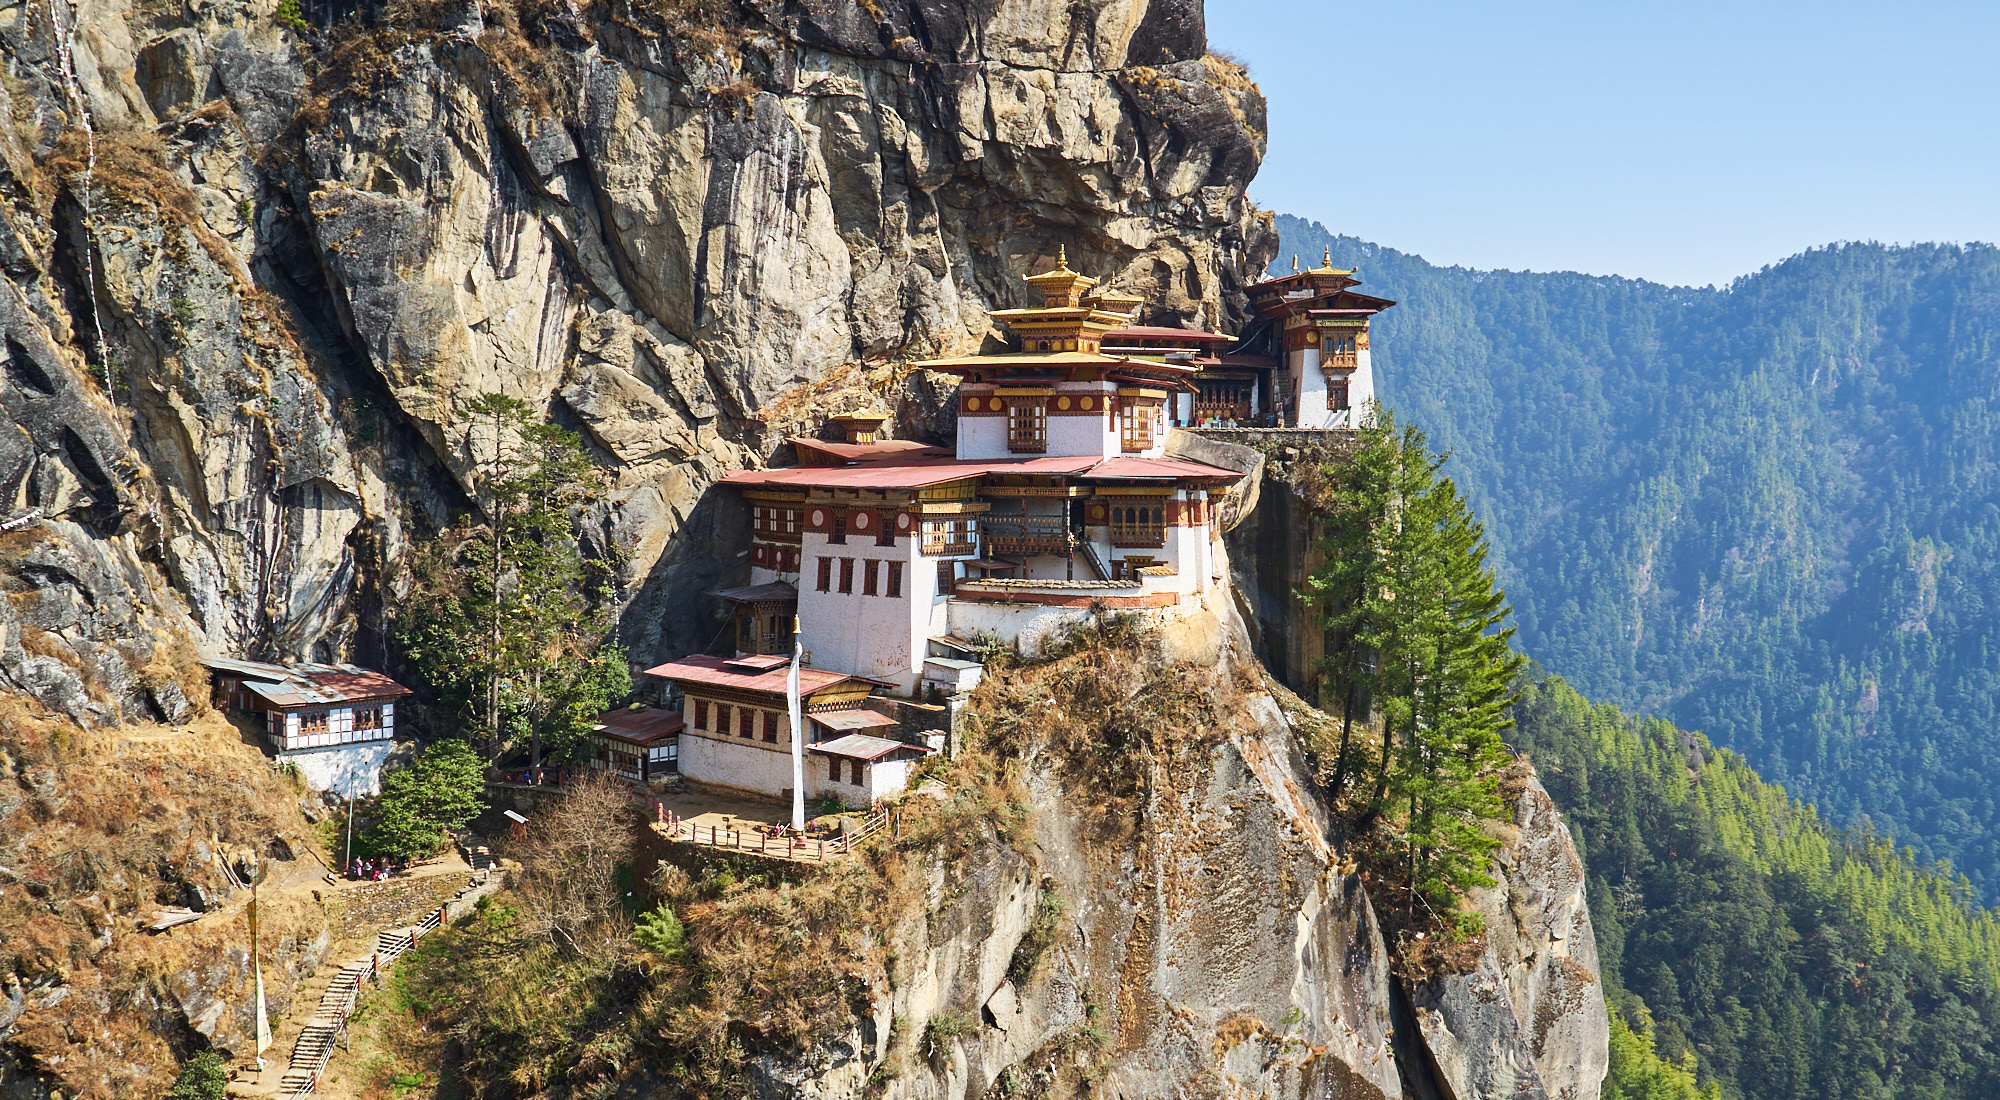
[810,509,826,527]
[968,397,985,412]
[1081,396,1094,410]
[1056,396,1071,411]
[854,511,870,529]
[898,512,912,530]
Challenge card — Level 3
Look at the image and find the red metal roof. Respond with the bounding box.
[595,706,684,744]
[1102,325,1232,344]
[725,453,1241,491]
[789,438,948,465]
[643,654,867,697]
[1081,457,1246,483]
[722,455,1098,490]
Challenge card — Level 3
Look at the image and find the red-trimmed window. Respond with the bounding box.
[887,561,904,598]
[694,700,709,730]
[763,712,778,743]
[863,559,880,596]
[876,510,896,546]
[827,757,840,782]
[738,707,753,738]
[818,557,832,592]
[839,558,855,594]
[830,509,848,544]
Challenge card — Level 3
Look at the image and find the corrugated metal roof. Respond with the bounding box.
[811,733,926,761]
[813,709,899,732]
[790,438,948,465]
[722,455,1097,490]
[643,654,868,696]
[595,706,683,744]
[1102,325,1231,343]
[210,657,411,707]
[714,581,798,604]
[1081,457,1247,482]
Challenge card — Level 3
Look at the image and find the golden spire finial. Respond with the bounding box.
[1057,244,1068,270]
[1323,246,1332,267]
[1291,254,1299,273]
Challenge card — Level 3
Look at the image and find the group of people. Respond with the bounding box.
[347,857,398,881]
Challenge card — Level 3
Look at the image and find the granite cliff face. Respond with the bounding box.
[0,0,1273,721]
[0,2,1614,1097]
[696,640,1610,1100]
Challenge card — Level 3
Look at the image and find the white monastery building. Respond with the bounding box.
[644,251,1394,807]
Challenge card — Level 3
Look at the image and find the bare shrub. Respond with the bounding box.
[505,770,641,962]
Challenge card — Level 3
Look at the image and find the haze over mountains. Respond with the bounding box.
[1276,214,2000,896]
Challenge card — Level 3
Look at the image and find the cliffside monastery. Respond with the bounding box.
[643,250,1393,808]
[198,251,1391,810]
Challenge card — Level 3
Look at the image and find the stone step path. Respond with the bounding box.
[269,873,497,1096]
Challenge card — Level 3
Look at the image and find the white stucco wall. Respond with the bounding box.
[957,415,1011,460]
[805,753,915,808]
[798,529,926,690]
[1291,346,1332,427]
[1047,411,1117,458]
[284,741,395,799]
[1347,347,1377,426]
[946,600,1096,656]
[680,730,800,800]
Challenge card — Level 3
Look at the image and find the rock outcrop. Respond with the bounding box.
[663,641,1608,1100]
[1407,775,1610,1100]
[0,0,1276,721]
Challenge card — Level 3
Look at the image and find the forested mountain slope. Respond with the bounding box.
[1276,215,2000,896]
[1513,676,2000,1100]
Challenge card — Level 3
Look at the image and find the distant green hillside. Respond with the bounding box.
[1274,214,2000,897]
[1513,676,2000,1100]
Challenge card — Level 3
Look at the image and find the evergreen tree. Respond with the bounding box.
[165,1052,227,1100]
[370,739,489,859]
[1305,411,1523,931]
[394,394,631,763]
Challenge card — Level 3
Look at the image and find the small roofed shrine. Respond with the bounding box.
[203,657,412,797]
[644,653,929,806]
[588,705,683,783]
[717,251,1248,693]
[1225,250,1397,428]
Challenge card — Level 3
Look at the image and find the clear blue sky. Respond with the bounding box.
[1205,1,2000,287]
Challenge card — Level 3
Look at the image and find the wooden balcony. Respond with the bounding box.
[983,516,1070,556]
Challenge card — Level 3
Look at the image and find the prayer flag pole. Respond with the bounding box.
[789,619,806,832]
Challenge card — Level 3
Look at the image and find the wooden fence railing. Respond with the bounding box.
[663,806,892,863]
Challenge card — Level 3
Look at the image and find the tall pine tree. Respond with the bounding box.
[1305,410,1524,932]
[395,395,631,765]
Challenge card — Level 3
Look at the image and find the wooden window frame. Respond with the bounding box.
[886,561,903,599]
[763,712,779,743]
[694,699,709,730]
[1109,503,1167,548]
[1120,403,1155,453]
[354,705,381,731]
[827,757,840,782]
[829,509,848,545]
[737,707,754,738]
[817,557,832,592]
[1007,400,1047,453]
[875,510,897,546]
[863,559,880,596]
[301,709,329,734]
